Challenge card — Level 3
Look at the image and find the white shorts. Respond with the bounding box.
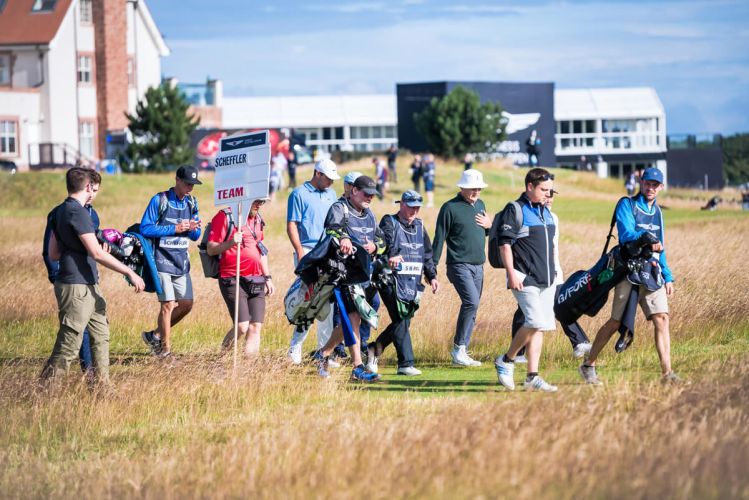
[157,272,193,302]
[512,285,556,331]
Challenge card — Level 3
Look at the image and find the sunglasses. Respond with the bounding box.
[539,173,555,181]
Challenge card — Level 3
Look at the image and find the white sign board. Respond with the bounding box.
[214,130,271,222]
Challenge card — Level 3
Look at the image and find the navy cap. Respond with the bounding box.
[641,168,664,184]
[395,190,423,207]
[176,165,202,185]
[353,175,378,195]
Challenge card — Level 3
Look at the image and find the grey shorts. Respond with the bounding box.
[157,272,193,302]
[512,285,556,331]
[610,280,668,320]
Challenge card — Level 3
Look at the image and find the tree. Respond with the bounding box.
[414,86,505,159]
[124,82,200,172]
[722,132,749,185]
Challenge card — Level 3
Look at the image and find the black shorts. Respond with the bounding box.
[218,277,266,324]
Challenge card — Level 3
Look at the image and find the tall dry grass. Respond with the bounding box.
[1,164,748,498]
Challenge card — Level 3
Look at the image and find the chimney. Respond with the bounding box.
[92,0,129,156]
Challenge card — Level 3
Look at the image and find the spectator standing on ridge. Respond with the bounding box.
[625,171,637,196]
[387,144,398,183]
[140,165,202,359]
[422,153,436,207]
[410,154,423,192]
[432,169,492,367]
[463,152,474,171]
[286,159,340,364]
[40,167,145,387]
[495,168,558,393]
[373,156,387,199]
[287,151,298,189]
[207,198,274,357]
[579,167,678,385]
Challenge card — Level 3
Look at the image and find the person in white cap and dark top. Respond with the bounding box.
[316,175,385,382]
[431,169,492,366]
[494,168,558,392]
[366,190,440,376]
[579,167,678,385]
[140,165,202,359]
[286,159,340,364]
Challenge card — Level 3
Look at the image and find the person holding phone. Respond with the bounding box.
[139,166,202,359]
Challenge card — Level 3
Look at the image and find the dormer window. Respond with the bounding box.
[31,0,57,12]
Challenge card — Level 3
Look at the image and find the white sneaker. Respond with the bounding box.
[366,347,379,374]
[573,342,592,359]
[327,357,341,369]
[523,375,558,392]
[514,355,528,364]
[397,366,422,376]
[494,357,515,390]
[452,344,481,366]
[287,343,303,365]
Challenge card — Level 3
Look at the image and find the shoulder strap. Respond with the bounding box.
[221,208,234,243]
[511,200,522,228]
[157,191,169,223]
[340,200,349,229]
[603,197,629,256]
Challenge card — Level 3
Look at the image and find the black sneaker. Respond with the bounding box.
[142,330,162,355]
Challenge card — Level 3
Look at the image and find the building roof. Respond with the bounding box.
[222,94,397,129]
[554,87,664,120]
[0,0,73,46]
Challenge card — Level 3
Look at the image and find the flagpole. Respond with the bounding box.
[233,201,242,373]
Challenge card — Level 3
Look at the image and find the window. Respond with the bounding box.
[573,121,582,134]
[31,0,57,12]
[560,121,569,134]
[0,53,10,86]
[0,120,18,155]
[372,126,383,139]
[585,120,595,133]
[77,54,92,84]
[79,0,92,23]
[79,121,95,158]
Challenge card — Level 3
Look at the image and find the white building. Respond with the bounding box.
[222,94,398,153]
[554,87,668,178]
[0,0,169,170]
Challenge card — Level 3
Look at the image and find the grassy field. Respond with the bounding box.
[1,160,748,499]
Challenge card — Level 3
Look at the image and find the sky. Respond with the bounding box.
[147,0,749,135]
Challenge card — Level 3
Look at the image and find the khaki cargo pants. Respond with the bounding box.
[40,283,110,384]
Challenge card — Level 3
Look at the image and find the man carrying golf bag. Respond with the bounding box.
[577,168,678,385]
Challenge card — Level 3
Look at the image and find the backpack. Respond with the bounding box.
[198,208,235,279]
[488,201,522,269]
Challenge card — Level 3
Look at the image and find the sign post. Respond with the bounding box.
[213,130,271,372]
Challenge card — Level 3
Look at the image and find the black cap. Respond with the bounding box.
[176,165,202,185]
[353,175,378,195]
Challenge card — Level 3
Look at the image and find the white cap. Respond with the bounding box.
[314,158,340,180]
[457,169,488,189]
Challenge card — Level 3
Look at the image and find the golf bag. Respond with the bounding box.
[284,234,371,331]
[554,232,660,327]
[97,228,163,295]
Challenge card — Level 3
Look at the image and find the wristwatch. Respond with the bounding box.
[264,275,272,280]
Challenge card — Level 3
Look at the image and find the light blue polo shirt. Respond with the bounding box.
[287,181,338,246]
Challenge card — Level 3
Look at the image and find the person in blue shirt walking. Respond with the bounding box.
[579,167,678,385]
[140,166,202,359]
[286,159,340,364]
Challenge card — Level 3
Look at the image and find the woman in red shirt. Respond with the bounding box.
[206,199,275,357]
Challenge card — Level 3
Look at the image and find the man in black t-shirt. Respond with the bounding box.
[40,168,145,387]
